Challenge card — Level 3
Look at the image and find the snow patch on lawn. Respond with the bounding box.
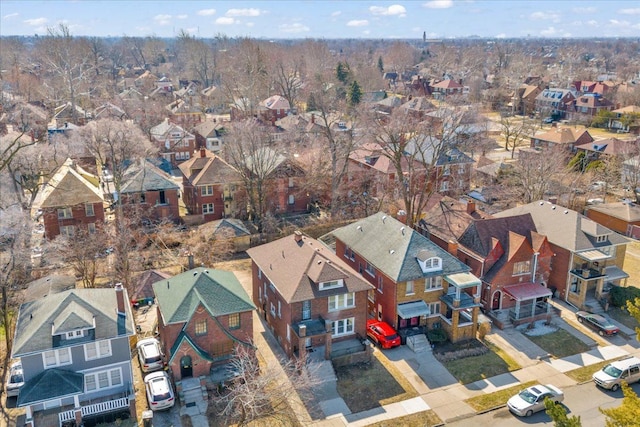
[516,320,559,336]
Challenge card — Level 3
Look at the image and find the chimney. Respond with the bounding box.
[447,240,458,257]
[466,200,476,215]
[311,113,315,124]
[200,147,206,158]
[294,230,303,243]
[114,283,126,316]
[299,324,306,337]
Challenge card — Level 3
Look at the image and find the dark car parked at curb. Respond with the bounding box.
[576,311,620,336]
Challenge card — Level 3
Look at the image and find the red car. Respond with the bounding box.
[366,319,401,349]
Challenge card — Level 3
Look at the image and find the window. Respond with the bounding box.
[596,235,607,243]
[319,279,343,290]
[195,320,207,336]
[200,185,214,196]
[286,325,290,342]
[202,203,214,214]
[428,302,441,315]
[331,318,354,337]
[66,330,83,339]
[278,301,282,318]
[365,262,375,277]
[458,164,466,174]
[439,181,449,192]
[270,302,276,317]
[58,207,73,219]
[159,190,166,205]
[420,257,442,272]
[84,368,122,392]
[458,180,465,188]
[443,165,451,176]
[302,300,311,320]
[43,348,72,368]
[228,313,240,329]
[85,340,112,361]
[425,276,443,290]
[406,281,415,295]
[85,204,95,217]
[87,222,96,234]
[513,260,531,275]
[288,177,294,188]
[288,194,295,205]
[60,225,75,237]
[377,276,383,293]
[328,293,355,311]
[344,246,355,261]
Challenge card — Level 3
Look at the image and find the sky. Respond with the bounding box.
[1,0,640,39]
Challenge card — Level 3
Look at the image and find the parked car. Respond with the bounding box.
[137,337,165,372]
[366,319,401,349]
[144,371,175,411]
[5,360,24,397]
[543,117,555,124]
[593,356,640,391]
[576,311,620,336]
[507,384,564,417]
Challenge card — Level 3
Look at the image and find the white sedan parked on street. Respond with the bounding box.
[507,384,564,417]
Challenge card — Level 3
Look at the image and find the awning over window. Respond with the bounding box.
[397,300,430,319]
[445,272,481,288]
[504,283,552,301]
[577,249,611,262]
[604,265,629,281]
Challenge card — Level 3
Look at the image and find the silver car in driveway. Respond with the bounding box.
[5,361,24,397]
[144,371,175,411]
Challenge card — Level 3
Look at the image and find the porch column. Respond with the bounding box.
[324,320,332,360]
[129,393,137,422]
[24,407,33,427]
[530,300,536,317]
[74,395,82,426]
[298,325,307,360]
[514,301,520,319]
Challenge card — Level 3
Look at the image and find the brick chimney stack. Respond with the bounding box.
[466,200,476,215]
[115,283,126,316]
[200,147,206,158]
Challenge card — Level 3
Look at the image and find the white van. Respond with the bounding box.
[592,356,640,391]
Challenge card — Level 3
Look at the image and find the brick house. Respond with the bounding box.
[585,201,640,239]
[193,120,226,153]
[328,212,482,344]
[32,159,105,240]
[119,160,181,223]
[12,285,136,427]
[453,215,555,328]
[511,84,542,116]
[150,118,197,164]
[152,267,255,381]
[178,148,243,222]
[246,231,373,360]
[430,79,464,99]
[258,95,291,123]
[530,125,594,151]
[495,201,630,310]
[567,94,614,123]
[534,88,576,120]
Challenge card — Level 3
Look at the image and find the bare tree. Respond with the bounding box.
[216,345,321,426]
[509,145,571,203]
[0,130,36,176]
[51,224,108,288]
[499,114,535,159]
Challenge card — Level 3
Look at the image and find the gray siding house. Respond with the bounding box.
[11,285,137,427]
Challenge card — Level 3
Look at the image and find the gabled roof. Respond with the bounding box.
[261,94,290,110]
[150,118,192,140]
[18,368,84,406]
[193,120,224,138]
[613,105,640,114]
[420,194,491,243]
[328,212,471,283]
[120,160,179,193]
[152,267,255,325]
[494,200,629,252]
[178,149,240,186]
[246,233,372,303]
[585,201,640,222]
[532,127,593,145]
[432,79,463,89]
[458,214,537,258]
[133,269,171,301]
[32,158,103,209]
[399,96,435,113]
[199,218,254,238]
[12,288,135,357]
[575,137,637,155]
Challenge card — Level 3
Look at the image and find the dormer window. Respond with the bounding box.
[596,235,607,243]
[418,256,442,273]
[319,279,344,290]
[66,330,84,339]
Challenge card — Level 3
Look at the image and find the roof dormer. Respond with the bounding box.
[416,249,442,273]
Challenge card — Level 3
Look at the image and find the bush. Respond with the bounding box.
[610,286,640,308]
[427,329,447,344]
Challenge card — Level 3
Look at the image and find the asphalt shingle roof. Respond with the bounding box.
[120,160,180,193]
[328,212,471,283]
[32,158,103,209]
[152,267,255,325]
[17,368,84,406]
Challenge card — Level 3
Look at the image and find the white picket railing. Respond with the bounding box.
[58,397,128,426]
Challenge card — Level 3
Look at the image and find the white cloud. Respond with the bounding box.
[347,20,369,27]
[530,11,561,23]
[23,17,47,26]
[331,11,342,17]
[495,33,506,39]
[215,17,237,25]
[197,9,216,16]
[279,22,310,33]
[153,14,172,25]
[3,13,19,20]
[572,7,596,14]
[226,8,261,17]
[423,0,453,9]
[540,26,571,37]
[619,8,640,15]
[176,14,188,20]
[369,5,406,16]
[609,19,631,28]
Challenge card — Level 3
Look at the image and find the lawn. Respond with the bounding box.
[465,380,538,412]
[564,358,624,383]
[439,342,520,384]
[335,350,418,413]
[366,410,443,427]
[524,329,590,358]
[608,306,639,332]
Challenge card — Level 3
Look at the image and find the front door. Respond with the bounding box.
[180,355,193,378]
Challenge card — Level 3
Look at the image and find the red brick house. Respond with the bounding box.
[567,94,614,123]
[246,231,373,360]
[119,160,181,223]
[150,118,197,164]
[152,267,255,381]
[585,201,640,238]
[430,79,464,99]
[258,95,291,123]
[328,213,482,343]
[178,148,243,222]
[32,159,105,239]
[530,125,594,151]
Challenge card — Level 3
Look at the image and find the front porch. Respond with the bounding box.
[27,392,133,427]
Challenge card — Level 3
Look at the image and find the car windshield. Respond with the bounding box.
[386,333,399,340]
[602,364,623,378]
[9,373,23,383]
[519,389,537,404]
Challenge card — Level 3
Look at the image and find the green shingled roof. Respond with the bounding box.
[152,267,255,325]
[18,368,84,406]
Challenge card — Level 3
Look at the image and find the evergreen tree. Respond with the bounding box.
[348,80,362,106]
[378,56,384,73]
[336,61,351,84]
